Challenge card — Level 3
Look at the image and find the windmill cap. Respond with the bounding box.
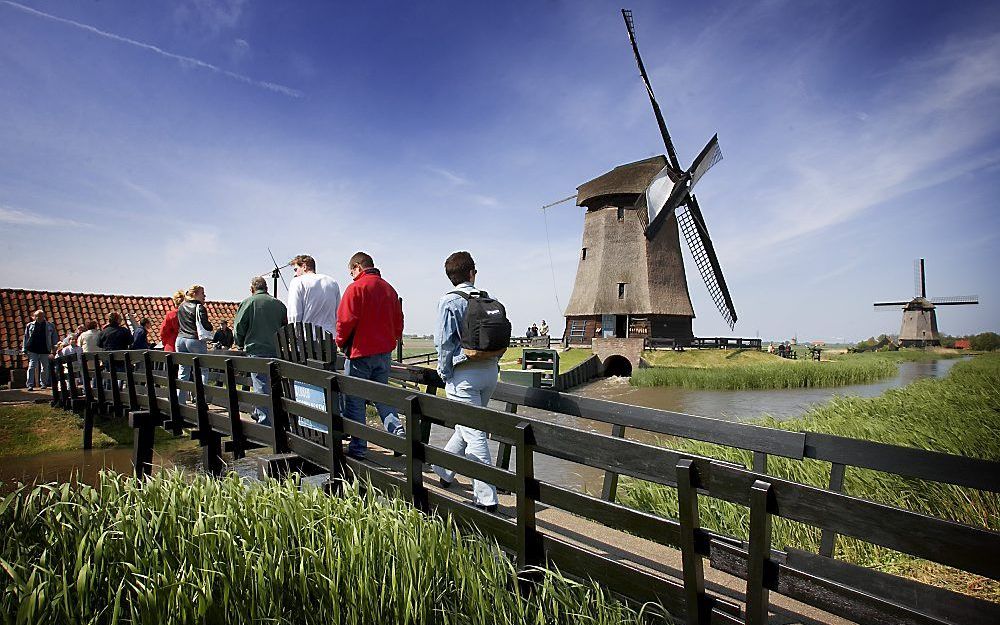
[577,155,669,208]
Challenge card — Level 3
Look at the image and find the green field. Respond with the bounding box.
[631,348,971,390]
[1,472,658,624]
[0,403,191,458]
[620,353,1000,598]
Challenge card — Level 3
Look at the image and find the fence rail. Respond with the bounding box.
[46,335,1000,625]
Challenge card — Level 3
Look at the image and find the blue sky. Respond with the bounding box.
[1,0,997,341]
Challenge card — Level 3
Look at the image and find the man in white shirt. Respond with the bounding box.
[286,254,341,432]
[287,254,341,335]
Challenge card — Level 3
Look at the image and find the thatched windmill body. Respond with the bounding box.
[564,10,737,345]
[874,259,978,347]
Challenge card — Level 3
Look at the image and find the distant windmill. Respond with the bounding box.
[563,9,737,344]
[873,259,978,347]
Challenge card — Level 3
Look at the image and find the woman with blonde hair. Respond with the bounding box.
[159,290,185,352]
[175,285,213,403]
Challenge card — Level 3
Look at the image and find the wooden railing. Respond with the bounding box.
[47,347,1000,625]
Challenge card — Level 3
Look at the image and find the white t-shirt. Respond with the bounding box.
[287,272,341,335]
[78,329,100,353]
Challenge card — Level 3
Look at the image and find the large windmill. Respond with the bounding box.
[563,9,737,345]
[874,259,978,347]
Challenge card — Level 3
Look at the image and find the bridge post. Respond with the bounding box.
[108,353,124,418]
[224,359,245,459]
[601,424,627,502]
[752,451,768,474]
[93,355,108,415]
[142,352,160,423]
[268,361,289,454]
[420,381,438,444]
[130,410,157,481]
[746,479,774,625]
[47,357,61,406]
[124,352,139,412]
[164,354,182,434]
[515,422,542,572]
[405,395,428,513]
[192,357,224,476]
[324,375,347,494]
[676,459,709,625]
[495,402,516,471]
[80,355,95,450]
[819,463,846,557]
[65,358,79,411]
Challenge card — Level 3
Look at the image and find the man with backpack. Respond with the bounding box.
[432,251,511,512]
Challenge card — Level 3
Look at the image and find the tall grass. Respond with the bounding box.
[631,357,898,389]
[620,355,1000,597]
[0,471,663,624]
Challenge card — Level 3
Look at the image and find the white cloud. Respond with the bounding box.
[0,205,90,228]
[1,0,302,98]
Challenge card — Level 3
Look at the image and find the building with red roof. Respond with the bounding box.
[1,288,240,372]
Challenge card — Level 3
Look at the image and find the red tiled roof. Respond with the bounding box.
[1,288,240,368]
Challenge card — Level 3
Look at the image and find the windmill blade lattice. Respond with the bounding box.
[677,197,737,330]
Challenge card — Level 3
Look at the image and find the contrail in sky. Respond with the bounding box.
[1,0,303,98]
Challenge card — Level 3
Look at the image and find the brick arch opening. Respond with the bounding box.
[602,355,633,377]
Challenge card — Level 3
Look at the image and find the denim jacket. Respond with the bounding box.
[435,282,481,382]
[22,321,58,354]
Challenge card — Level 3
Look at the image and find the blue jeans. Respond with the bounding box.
[248,354,271,425]
[26,352,50,389]
[432,360,500,506]
[343,352,404,458]
[175,337,207,403]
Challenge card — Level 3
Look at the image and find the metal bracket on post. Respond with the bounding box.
[405,395,428,512]
[746,479,774,625]
[676,458,709,625]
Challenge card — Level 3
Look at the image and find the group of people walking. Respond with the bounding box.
[21,249,508,512]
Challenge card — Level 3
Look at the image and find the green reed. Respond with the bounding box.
[631,357,898,389]
[0,471,666,625]
[620,355,1000,594]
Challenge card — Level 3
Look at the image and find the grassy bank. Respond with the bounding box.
[0,403,183,458]
[631,355,899,389]
[620,354,1000,597]
[1,471,659,624]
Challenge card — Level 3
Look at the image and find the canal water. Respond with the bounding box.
[1,359,962,497]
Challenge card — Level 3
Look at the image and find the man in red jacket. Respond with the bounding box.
[335,251,405,460]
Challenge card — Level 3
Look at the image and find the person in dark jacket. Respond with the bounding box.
[212,320,234,350]
[175,284,213,402]
[22,309,59,389]
[97,312,133,351]
[335,251,405,459]
[132,317,153,350]
[234,277,288,424]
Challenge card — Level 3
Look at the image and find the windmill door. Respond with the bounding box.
[615,315,628,338]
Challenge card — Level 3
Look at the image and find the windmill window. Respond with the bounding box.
[617,207,625,221]
[581,247,587,260]
[618,283,626,299]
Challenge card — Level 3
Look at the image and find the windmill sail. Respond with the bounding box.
[689,134,723,189]
[678,195,737,329]
[644,164,677,224]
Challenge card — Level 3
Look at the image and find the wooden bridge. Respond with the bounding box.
[45,323,999,625]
